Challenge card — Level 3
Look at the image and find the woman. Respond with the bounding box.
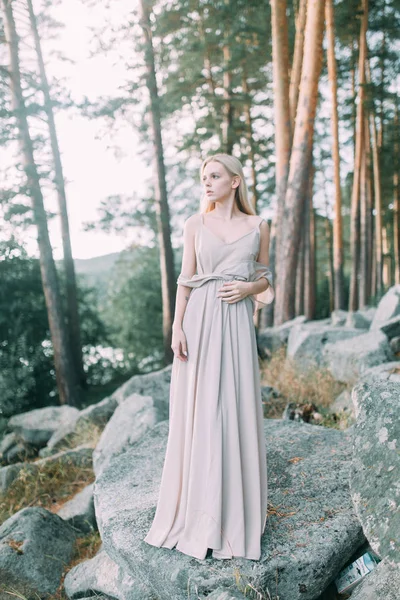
[143,153,275,560]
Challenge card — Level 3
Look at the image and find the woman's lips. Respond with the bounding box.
[206,191,213,194]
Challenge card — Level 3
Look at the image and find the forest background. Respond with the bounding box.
[0,0,399,418]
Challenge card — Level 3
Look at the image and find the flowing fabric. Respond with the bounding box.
[143,216,275,560]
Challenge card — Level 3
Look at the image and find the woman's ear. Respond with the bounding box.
[232,175,240,189]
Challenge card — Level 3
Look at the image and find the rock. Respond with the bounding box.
[376,314,400,340]
[389,335,400,353]
[258,316,308,354]
[0,506,76,599]
[349,558,400,600]
[206,589,247,599]
[110,364,172,421]
[345,310,372,329]
[57,483,97,536]
[0,443,93,495]
[94,419,365,600]
[330,310,348,327]
[351,381,399,563]
[328,389,353,415]
[46,395,118,454]
[63,548,154,600]
[358,361,400,384]
[93,393,157,477]
[322,330,395,383]
[370,285,400,330]
[7,406,79,448]
[287,323,363,370]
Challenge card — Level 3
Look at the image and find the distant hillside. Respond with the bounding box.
[72,252,121,298]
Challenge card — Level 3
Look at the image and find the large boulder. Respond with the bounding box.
[287,323,363,370]
[358,361,400,384]
[57,482,97,536]
[258,316,307,354]
[45,396,118,454]
[94,419,365,600]
[7,406,79,448]
[0,443,93,495]
[110,364,172,421]
[322,330,394,383]
[93,394,157,477]
[370,285,400,330]
[63,548,153,600]
[350,381,399,564]
[0,506,76,599]
[350,558,400,600]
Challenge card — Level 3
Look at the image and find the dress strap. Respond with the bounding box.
[258,216,265,229]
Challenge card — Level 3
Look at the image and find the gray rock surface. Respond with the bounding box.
[110,364,172,421]
[370,284,400,330]
[0,506,76,599]
[345,310,372,329]
[330,310,348,327]
[358,360,400,384]
[94,419,365,600]
[63,548,154,600]
[0,443,93,494]
[7,405,79,447]
[45,395,118,454]
[350,381,399,564]
[287,323,363,370]
[258,316,307,354]
[350,558,400,600]
[322,330,394,383]
[328,389,353,415]
[57,482,97,536]
[93,393,157,477]
[377,314,400,339]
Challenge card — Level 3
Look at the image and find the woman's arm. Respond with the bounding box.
[172,215,198,333]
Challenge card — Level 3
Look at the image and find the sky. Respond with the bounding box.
[29,0,151,259]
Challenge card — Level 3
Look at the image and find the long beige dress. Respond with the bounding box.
[143,214,275,560]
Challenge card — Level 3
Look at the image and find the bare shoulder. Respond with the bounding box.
[183,213,202,235]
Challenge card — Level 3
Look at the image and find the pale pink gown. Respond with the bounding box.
[143,215,275,560]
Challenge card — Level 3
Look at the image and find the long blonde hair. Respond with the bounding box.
[199,153,255,215]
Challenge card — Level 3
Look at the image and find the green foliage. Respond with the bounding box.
[101,246,164,372]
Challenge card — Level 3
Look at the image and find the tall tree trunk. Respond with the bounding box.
[359,119,368,308]
[26,0,85,388]
[274,0,325,325]
[304,167,316,320]
[289,0,307,130]
[366,63,383,296]
[1,0,79,405]
[394,105,400,285]
[295,224,305,316]
[323,192,334,315]
[325,0,344,310]
[138,0,176,364]
[221,0,234,154]
[242,67,258,211]
[364,112,373,300]
[349,0,368,311]
[268,0,291,328]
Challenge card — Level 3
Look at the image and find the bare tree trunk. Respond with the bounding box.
[221,0,234,154]
[270,0,291,280]
[274,0,325,325]
[242,67,258,211]
[359,119,368,308]
[138,0,176,364]
[26,0,85,388]
[325,0,344,310]
[295,224,305,316]
[304,168,316,320]
[365,112,373,300]
[1,0,79,405]
[289,0,307,129]
[349,0,368,311]
[366,63,383,297]
[394,105,400,285]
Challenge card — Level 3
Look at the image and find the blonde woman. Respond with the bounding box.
[144,153,275,561]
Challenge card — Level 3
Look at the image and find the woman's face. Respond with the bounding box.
[201,161,239,204]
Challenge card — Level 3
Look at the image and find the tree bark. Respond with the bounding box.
[304,167,316,320]
[394,105,400,285]
[242,67,258,211]
[289,0,307,130]
[325,0,344,310]
[274,0,325,325]
[221,0,234,154]
[359,117,368,308]
[138,0,176,364]
[1,0,79,405]
[26,0,85,387]
[349,0,368,311]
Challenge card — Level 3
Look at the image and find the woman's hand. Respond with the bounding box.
[171,326,188,361]
[217,281,252,304]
